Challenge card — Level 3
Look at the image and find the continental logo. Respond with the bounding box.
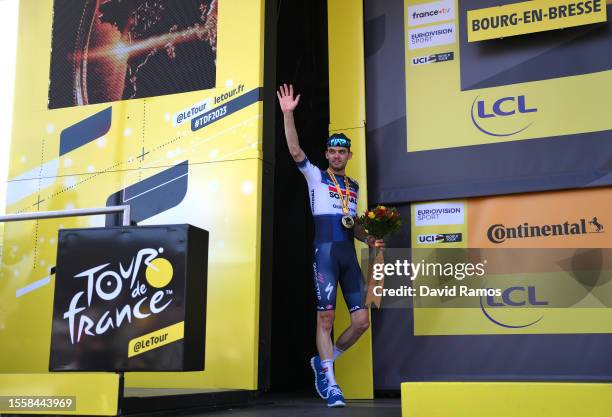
[487,217,605,244]
[467,0,606,42]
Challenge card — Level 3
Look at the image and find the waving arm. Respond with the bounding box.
[277,84,306,163]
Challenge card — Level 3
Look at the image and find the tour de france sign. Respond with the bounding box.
[49,225,208,372]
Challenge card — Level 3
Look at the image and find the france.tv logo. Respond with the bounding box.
[471,95,538,137]
[480,286,547,328]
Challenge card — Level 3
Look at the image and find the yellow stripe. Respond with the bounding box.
[128,322,184,358]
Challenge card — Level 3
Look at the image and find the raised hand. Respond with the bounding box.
[277,83,301,113]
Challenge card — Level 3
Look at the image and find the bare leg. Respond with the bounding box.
[316,310,335,360]
[334,309,370,351]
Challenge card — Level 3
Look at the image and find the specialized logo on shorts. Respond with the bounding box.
[325,282,334,301]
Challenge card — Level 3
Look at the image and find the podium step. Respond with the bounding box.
[401,382,612,417]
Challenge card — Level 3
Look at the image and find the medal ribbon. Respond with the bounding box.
[327,168,351,215]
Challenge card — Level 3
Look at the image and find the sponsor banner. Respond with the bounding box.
[411,51,454,66]
[467,0,607,42]
[410,187,612,335]
[413,201,465,226]
[408,22,456,50]
[468,187,611,248]
[49,225,208,372]
[403,0,612,152]
[408,0,455,26]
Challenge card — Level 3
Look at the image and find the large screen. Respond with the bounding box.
[49,0,217,109]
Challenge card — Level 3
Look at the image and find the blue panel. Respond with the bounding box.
[59,107,112,156]
[105,161,189,226]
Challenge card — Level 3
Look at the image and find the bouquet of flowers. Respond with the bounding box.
[356,205,402,240]
[356,205,402,308]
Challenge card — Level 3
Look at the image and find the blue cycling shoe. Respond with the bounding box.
[310,356,329,399]
[326,385,346,408]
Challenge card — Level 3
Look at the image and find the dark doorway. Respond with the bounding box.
[270,0,330,394]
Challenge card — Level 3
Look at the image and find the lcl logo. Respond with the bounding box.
[480,286,547,329]
[486,286,547,307]
[471,95,537,137]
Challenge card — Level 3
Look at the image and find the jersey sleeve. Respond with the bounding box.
[296,156,321,185]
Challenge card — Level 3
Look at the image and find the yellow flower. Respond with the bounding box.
[368,212,375,219]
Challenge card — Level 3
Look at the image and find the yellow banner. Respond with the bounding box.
[468,0,607,42]
[128,322,184,358]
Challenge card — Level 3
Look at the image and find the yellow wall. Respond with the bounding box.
[328,0,374,400]
[1,0,268,413]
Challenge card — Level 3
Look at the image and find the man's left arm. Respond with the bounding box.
[354,225,385,249]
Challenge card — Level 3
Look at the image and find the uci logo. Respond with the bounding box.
[418,234,442,243]
[412,55,434,66]
[471,95,537,137]
[480,286,547,329]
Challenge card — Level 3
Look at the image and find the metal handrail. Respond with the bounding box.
[0,205,132,226]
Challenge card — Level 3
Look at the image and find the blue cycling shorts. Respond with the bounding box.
[312,241,365,312]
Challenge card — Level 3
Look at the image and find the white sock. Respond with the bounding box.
[321,359,337,386]
[333,345,344,361]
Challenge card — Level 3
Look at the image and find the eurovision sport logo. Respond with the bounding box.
[50,225,208,372]
[414,202,465,226]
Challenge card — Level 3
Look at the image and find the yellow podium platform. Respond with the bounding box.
[402,382,612,417]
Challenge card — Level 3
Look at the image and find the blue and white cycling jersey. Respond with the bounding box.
[297,156,365,312]
[297,157,359,244]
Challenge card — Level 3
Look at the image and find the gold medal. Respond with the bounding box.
[341,215,355,229]
[327,169,354,229]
